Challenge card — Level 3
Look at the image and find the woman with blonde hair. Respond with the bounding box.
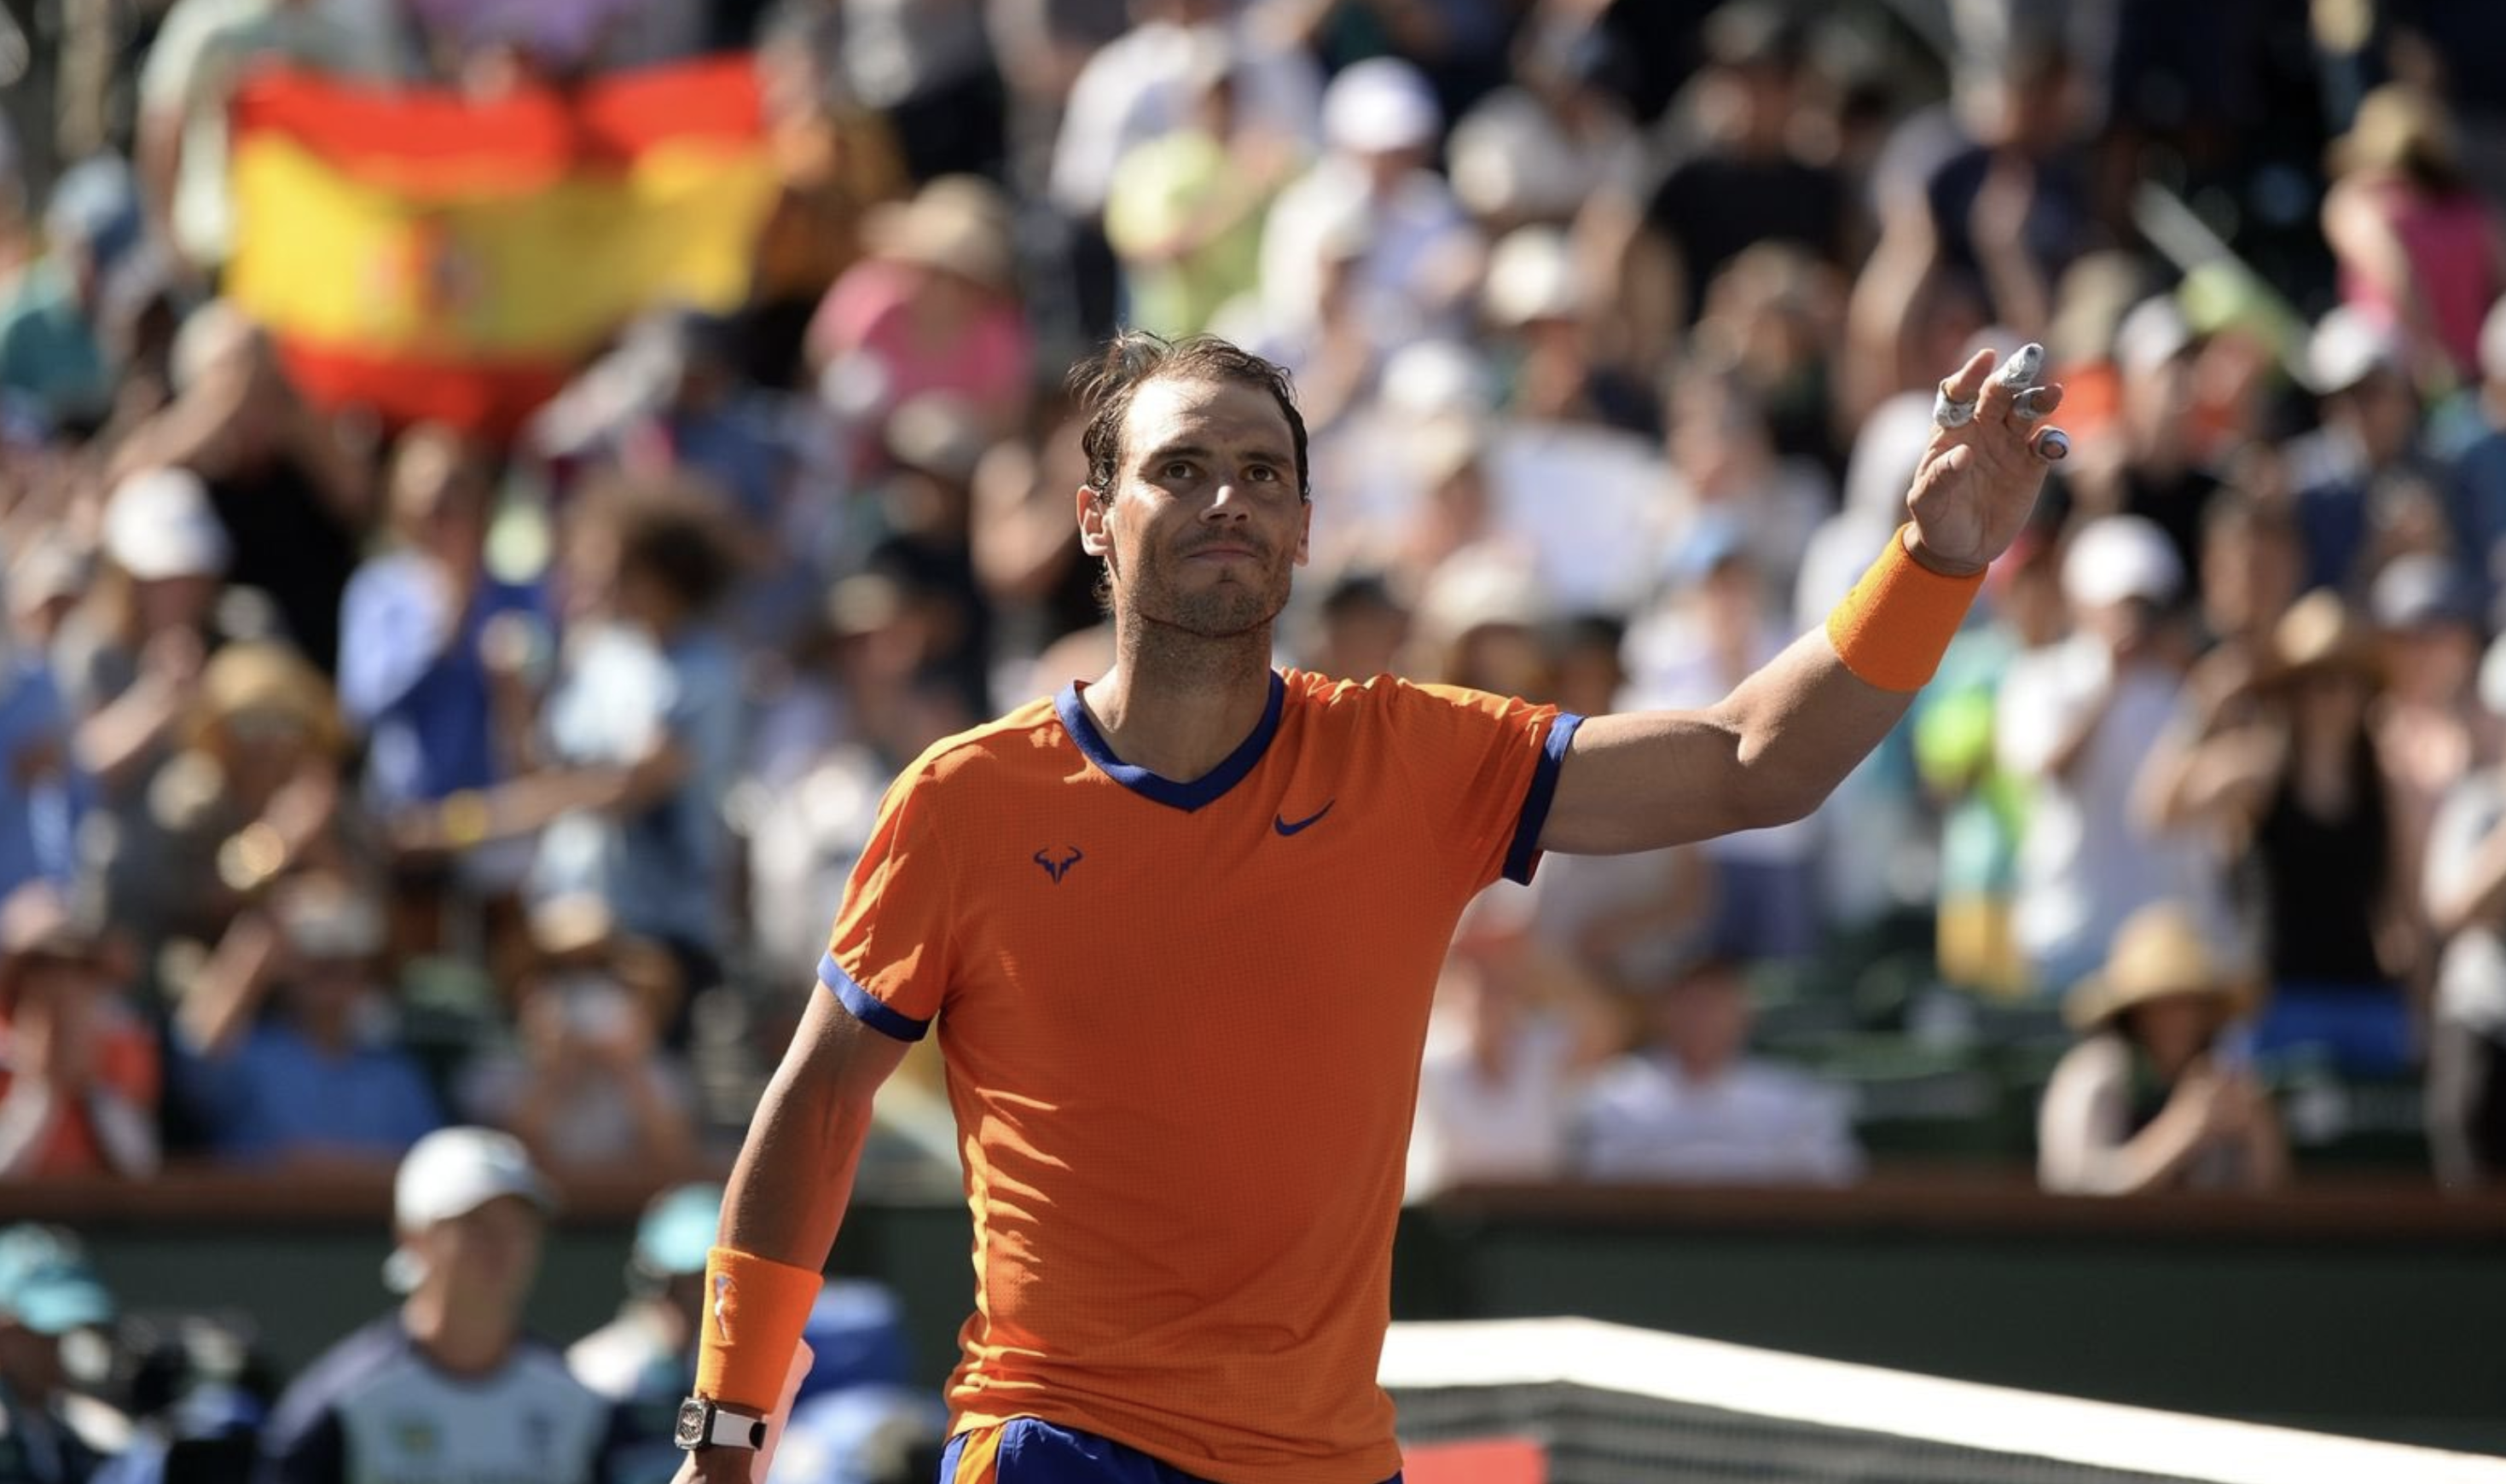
[2321,82,2506,389]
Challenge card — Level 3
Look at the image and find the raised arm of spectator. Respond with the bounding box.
[2132,653,2282,838]
[2038,1038,2233,1196]
[174,908,287,1060]
[1539,346,2064,855]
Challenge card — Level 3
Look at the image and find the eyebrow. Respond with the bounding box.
[1137,441,1294,470]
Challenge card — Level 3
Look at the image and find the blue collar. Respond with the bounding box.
[1054,670,1286,812]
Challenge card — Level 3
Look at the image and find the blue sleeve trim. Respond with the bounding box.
[1501,711,1584,885]
[819,952,931,1042]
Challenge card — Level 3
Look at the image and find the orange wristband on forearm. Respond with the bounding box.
[694,1245,823,1412]
[1824,527,1986,692]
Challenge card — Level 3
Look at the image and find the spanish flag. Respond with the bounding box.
[226,58,778,437]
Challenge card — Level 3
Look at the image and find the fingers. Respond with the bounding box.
[2032,427,2071,462]
[2013,383,2062,421]
[1975,340,2042,421]
[1940,346,1997,404]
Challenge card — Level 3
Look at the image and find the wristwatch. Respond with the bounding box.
[675,1397,768,1452]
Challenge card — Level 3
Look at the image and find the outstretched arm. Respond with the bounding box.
[1541,345,2067,855]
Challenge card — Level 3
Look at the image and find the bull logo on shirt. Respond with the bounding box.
[1033,846,1084,884]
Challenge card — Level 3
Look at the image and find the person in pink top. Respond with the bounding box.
[807,176,1035,458]
[2322,83,2506,391]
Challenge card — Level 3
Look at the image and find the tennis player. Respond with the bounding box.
[670,334,2068,1484]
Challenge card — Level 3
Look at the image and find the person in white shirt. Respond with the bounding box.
[1577,954,1862,1185]
[1995,515,2222,996]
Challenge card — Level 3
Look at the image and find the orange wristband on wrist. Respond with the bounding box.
[1824,527,1986,692]
[694,1245,823,1412]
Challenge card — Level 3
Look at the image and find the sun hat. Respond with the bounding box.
[2064,901,2256,1032]
[863,177,1017,294]
[2256,588,2383,689]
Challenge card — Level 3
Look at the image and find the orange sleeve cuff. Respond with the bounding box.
[694,1245,823,1413]
[1824,527,1986,693]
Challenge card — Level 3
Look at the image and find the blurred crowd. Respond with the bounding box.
[3,0,2506,1469]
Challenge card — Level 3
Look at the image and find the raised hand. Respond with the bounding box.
[1904,344,2069,576]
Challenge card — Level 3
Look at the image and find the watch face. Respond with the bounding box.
[674,1399,709,1449]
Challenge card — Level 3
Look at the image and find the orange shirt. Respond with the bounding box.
[821,670,1579,1484]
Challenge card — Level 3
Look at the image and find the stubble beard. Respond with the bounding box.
[1114,548,1294,672]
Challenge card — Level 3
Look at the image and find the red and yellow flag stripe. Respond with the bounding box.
[226,58,780,436]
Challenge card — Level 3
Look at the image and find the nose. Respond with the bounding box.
[1201,478,1252,521]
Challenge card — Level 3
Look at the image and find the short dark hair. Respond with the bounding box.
[1070,331,1311,505]
[583,475,740,613]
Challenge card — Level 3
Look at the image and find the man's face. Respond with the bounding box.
[1079,375,1309,640]
[411,1196,544,1319]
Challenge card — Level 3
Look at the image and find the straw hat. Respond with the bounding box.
[2257,588,2382,690]
[2064,901,2256,1032]
[863,177,1017,295]
[189,642,346,758]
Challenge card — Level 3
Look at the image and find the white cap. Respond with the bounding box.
[1322,57,1442,155]
[103,467,230,581]
[1483,226,1581,328]
[2062,515,2183,609]
[393,1127,554,1235]
[2304,304,2405,395]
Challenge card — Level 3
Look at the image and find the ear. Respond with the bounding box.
[1077,485,1112,557]
[1293,500,1313,568]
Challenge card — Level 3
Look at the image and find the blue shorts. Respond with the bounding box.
[937,1418,1401,1484]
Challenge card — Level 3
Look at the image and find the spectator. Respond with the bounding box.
[1624,3,1845,345]
[2283,305,2445,598]
[1479,225,1654,435]
[1047,0,1322,333]
[169,872,444,1169]
[337,425,544,845]
[807,177,1034,451]
[1102,34,1297,339]
[1577,954,1863,1185]
[2446,294,2506,614]
[2038,901,2288,1195]
[1913,531,2065,1000]
[2427,634,2506,1189]
[1997,515,2218,996]
[0,884,159,1182]
[1260,57,1482,364]
[108,307,369,674]
[258,1128,612,1484]
[0,155,141,430]
[529,481,745,994]
[2321,83,2506,391]
[455,896,698,1183]
[0,1225,119,1482]
[102,641,368,959]
[2060,293,2225,581]
[2139,591,2415,1078]
[55,469,228,923]
[1407,894,1621,1199]
[2369,554,2486,979]
[0,542,81,901]
[569,1182,722,1484]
